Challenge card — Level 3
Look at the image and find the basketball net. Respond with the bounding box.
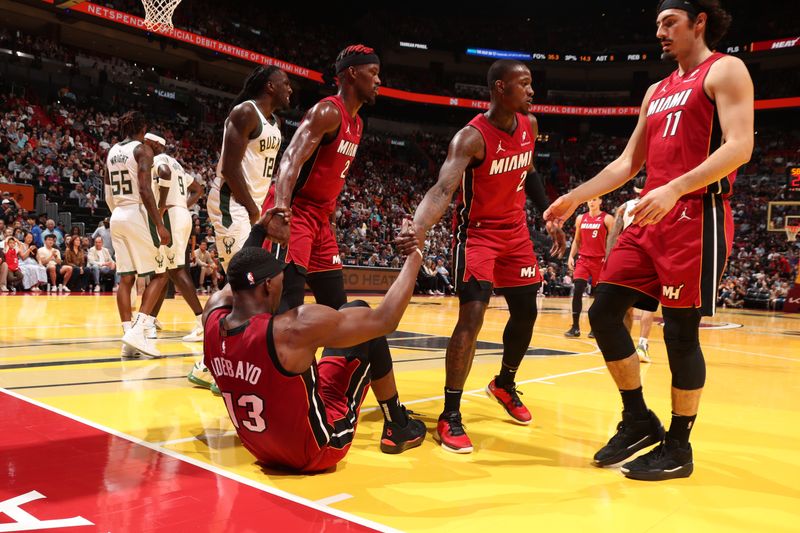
[786,225,800,243]
[142,0,181,32]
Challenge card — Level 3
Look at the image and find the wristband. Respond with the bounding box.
[415,248,424,259]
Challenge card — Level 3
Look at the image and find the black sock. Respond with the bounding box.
[571,312,580,329]
[495,365,517,388]
[667,413,696,447]
[443,387,462,414]
[620,387,648,416]
[378,394,408,426]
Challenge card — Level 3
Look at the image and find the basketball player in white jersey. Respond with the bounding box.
[143,133,206,343]
[207,65,292,267]
[607,175,654,363]
[192,66,291,391]
[105,111,170,357]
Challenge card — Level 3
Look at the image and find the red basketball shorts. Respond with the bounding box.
[300,355,371,472]
[600,195,733,316]
[574,255,604,286]
[454,222,542,291]
[262,195,342,274]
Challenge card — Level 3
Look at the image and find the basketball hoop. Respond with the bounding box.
[786,225,800,243]
[142,0,181,32]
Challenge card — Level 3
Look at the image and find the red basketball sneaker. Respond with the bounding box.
[486,378,532,425]
[435,411,473,453]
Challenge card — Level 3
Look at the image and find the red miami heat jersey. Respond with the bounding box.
[578,211,608,258]
[455,113,535,234]
[204,307,333,471]
[643,52,735,197]
[292,95,362,216]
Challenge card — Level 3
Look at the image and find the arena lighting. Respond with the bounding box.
[41,1,800,114]
[399,41,428,50]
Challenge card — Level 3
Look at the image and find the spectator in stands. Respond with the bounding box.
[40,219,63,248]
[37,234,71,292]
[17,231,46,292]
[434,258,453,295]
[87,236,115,292]
[69,183,87,206]
[91,218,113,257]
[24,214,43,247]
[65,235,89,291]
[0,235,23,291]
[192,240,217,293]
[417,257,438,295]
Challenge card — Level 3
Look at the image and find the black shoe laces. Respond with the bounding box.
[502,384,524,408]
[443,412,467,436]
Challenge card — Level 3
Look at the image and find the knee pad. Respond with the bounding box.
[662,307,705,390]
[588,288,637,362]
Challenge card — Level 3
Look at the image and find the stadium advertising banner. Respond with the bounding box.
[0,185,35,211]
[750,37,800,52]
[47,2,800,116]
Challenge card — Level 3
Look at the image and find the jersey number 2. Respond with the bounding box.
[222,392,267,433]
[516,171,527,192]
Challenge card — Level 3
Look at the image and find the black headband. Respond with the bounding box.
[658,0,700,16]
[335,53,380,74]
[228,254,286,291]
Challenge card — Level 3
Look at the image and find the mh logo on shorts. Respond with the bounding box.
[332,255,342,265]
[223,237,236,255]
[662,283,685,300]
[520,265,537,278]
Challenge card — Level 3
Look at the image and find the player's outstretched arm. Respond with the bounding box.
[273,246,423,372]
[219,103,262,224]
[409,127,483,249]
[632,57,754,226]
[134,143,169,245]
[544,83,658,226]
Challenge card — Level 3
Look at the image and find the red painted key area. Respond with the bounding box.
[0,391,377,532]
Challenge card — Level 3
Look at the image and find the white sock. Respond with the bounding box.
[195,314,203,329]
[122,321,132,333]
[638,337,648,348]
[140,313,155,328]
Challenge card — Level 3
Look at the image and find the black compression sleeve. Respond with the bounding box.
[524,171,550,213]
[242,224,267,248]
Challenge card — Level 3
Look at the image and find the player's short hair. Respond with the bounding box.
[487,59,528,89]
[119,111,146,138]
[657,0,732,49]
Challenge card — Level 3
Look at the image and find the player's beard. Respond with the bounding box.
[661,51,677,62]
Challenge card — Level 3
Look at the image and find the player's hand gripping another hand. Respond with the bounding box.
[264,207,292,244]
[395,219,424,258]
